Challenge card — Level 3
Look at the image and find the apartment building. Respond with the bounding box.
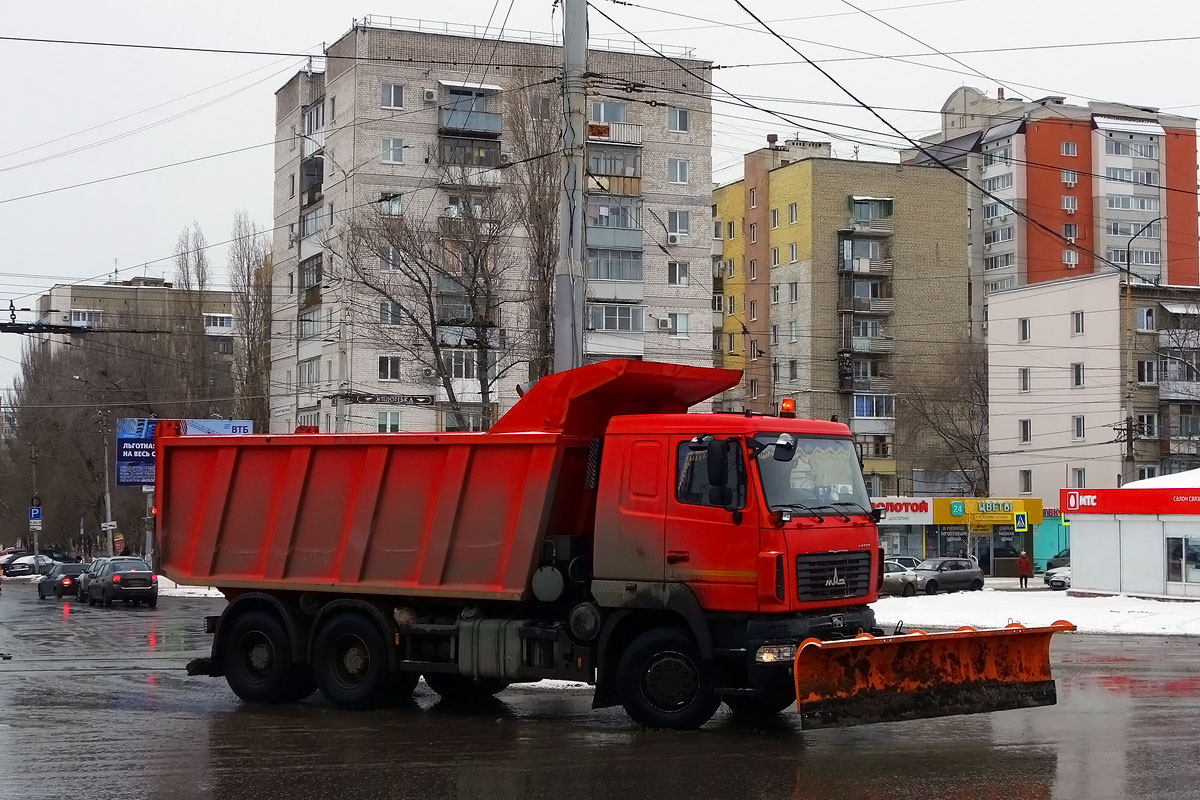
[711,140,971,494]
[913,87,1199,334]
[989,273,1200,507]
[269,18,713,434]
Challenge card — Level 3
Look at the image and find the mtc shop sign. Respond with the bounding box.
[1060,488,1200,515]
[870,497,934,525]
[116,418,253,486]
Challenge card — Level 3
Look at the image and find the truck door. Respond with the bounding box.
[664,438,758,612]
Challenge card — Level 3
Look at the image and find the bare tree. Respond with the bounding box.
[328,163,532,430]
[228,211,272,429]
[894,342,990,496]
[505,77,561,381]
[171,223,228,417]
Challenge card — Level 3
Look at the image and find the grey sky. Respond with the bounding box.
[2,0,1196,386]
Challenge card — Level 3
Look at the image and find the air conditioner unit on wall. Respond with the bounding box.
[423,88,437,103]
[666,233,681,246]
[1065,207,1075,215]
[657,318,673,330]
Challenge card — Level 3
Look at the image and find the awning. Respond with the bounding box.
[1094,114,1165,136]
[981,119,1024,144]
[851,195,893,202]
[1160,301,1200,315]
[437,79,503,92]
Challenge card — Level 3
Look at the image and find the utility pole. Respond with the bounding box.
[29,444,38,562]
[100,411,115,556]
[553,0,588,373]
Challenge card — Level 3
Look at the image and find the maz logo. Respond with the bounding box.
[824,568,847,587]
[1065,491,1098,510]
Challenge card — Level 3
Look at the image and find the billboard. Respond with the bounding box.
[116,418,253,486]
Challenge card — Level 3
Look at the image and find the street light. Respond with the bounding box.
[1124,215,1166,282]
[1122,214,1167,486]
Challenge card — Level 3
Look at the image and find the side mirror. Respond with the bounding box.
[771,433,797,462]
[706,438,729,488]
[870,507,885,523]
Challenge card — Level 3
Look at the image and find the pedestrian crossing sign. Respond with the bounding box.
[1013,512,1028,533]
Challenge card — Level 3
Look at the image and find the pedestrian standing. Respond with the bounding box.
[1017,550,1032,589]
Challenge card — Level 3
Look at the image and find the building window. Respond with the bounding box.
[288,173,296,198]
[1019,470,1032,495]
[298,357,321,390]
[711,293,723,312]
[985,253,1016,271]
[1072,311,1084,335]
[1062,249,1079,266]
[1063,223,1078,239]
[1018,317,1031,342]
[1106,167,1160,186]
[300,208,323,238]
[1061,195,1078,212]
[1061,141,1077,157]
[984,226,1014,245]
[203,313,233,329]
[770,284,780,304]
[770,209,779,228]
[1138,412,1159,438]
[749,260,758,281]
[726,295,735,315]
[749,300,758,321]
[589,304,645,332]
[748,223,758,243]
[587,196,639,229]
[771,360,779,384]
[728,333,737,352]
[1107,220,1161,239]
[713,219,723,239]
[983,203,1001,220]
[788,320,797,342]
[1137,359,1158,384]
[380,83,404,109]
[1072,467,1086,488]
[1072,415,1085,440]
[789,242,798,263]
[441,349,481,380]
[1136,307,1156,331]
[771,324,778,345]
[749,379,760,399]
[377,411,401,433]
[667,107,689,132]
[984,173,1014,192]
[381,138,405,164]
[788,282,798,302]
[770,247,780,267]
[749,188,758,208]
[667,261,689,286]
[1018,367,1031,392]
[1061,169,1077,185]
[750,341,760,360]
[378,356,403,381]
[727,221,735,239]
[297,309,320,339]
[1071,362,1085,387]
[667,211,689,235]
[379,193,403,216]
[667,158,690,184]
[667,312,689,337]
[379,300,403,325]
[1018,419,1032,444]
[1138,465,1159,481]
[788,203,798,224]
[788,359,798,381]
[591,101,627,123]
[853,394,895,418]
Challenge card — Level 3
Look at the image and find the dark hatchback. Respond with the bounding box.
[37,563,88,600]
[87,559,158,608]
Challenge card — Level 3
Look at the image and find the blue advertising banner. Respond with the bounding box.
[115,418,253,486]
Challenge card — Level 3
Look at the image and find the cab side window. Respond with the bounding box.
[675,442,746,509]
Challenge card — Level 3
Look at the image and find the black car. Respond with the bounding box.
[76,557,142,601]
[87,559,158,608]
[37,563,88,600]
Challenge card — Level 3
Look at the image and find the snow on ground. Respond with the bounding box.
[157,577,224,599]
[873,588,1200,636]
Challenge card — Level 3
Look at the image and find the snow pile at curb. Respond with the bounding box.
[157,577,224,599]
[873,589,1200,635]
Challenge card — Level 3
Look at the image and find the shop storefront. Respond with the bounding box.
[871,496,1043,576]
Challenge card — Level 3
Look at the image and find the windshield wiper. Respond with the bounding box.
[832,501,874,519]
[811,504,851,522]
[771,503,825,522]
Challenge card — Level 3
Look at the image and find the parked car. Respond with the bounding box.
[1044,565,1070,586]
[37,563,88,600]
[881,560,918,596]
[0,551,30,573]
[912,557,985,595]
[1048,567,1071,591]
[76,557,142,601]
[3,554,59,577]
[1047,548,1071,570]
[887,556,920,570]
[87,559,158,608]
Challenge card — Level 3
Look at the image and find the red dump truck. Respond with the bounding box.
[160,360,1071,729]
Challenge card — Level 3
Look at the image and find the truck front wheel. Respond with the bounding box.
[222,609,311,704]
[422,673,509,703]
[725,684,796,717]
[617,628,720,730]
[312,612,391,710]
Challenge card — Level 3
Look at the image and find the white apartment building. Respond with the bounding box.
[268,19,714,434]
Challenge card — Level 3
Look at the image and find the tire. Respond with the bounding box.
[924,580,939,596]
[221,608,301,704]
[103,590,114,608]
[970,579,984,591]
[312,612,391,710]
[617,628,720,730]
[423,673,509,703]
[901,583,916,597]
[725,684,796,717]
[147,597,158,609]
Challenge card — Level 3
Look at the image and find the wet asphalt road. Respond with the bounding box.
[1,579,1198,800]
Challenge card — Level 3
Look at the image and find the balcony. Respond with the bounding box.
[587,279,644,303]
[839,376,894,393]
[850,335,894,354]
[870,298,895,314]
[439,108,502,137]
[586,174,642,196]
[1160,380,1200,402]
[587,121,643,146]
[713,310,724,329]
[301,129,325,158]
[440,168,502,188]
[840,257,894,275]
[585,226,642,249]
[712,238,724,257]
[849,217,894,236]
[585,330,645,358]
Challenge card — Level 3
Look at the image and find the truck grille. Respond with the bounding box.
[796,551,872,602]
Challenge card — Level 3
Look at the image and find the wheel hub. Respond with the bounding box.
[641,651,699,711]
[248,641,273,672]
[341,645,367,677]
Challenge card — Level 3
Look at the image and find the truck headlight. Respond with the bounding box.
[755,644,798,663]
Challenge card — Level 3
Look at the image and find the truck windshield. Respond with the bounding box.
[752,434,872,516]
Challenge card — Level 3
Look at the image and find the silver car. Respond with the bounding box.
[913,557,985,595]
[881,560,917,596]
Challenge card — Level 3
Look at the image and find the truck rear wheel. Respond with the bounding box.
[312,612,391,710]
[618,628,720,730]
[423,673,509,703]
[222,609,308,704]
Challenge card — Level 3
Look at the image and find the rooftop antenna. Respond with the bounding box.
[112,258,119,281]
[853,145,860,161]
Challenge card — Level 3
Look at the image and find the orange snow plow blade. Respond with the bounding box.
[792,621,1076,729]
